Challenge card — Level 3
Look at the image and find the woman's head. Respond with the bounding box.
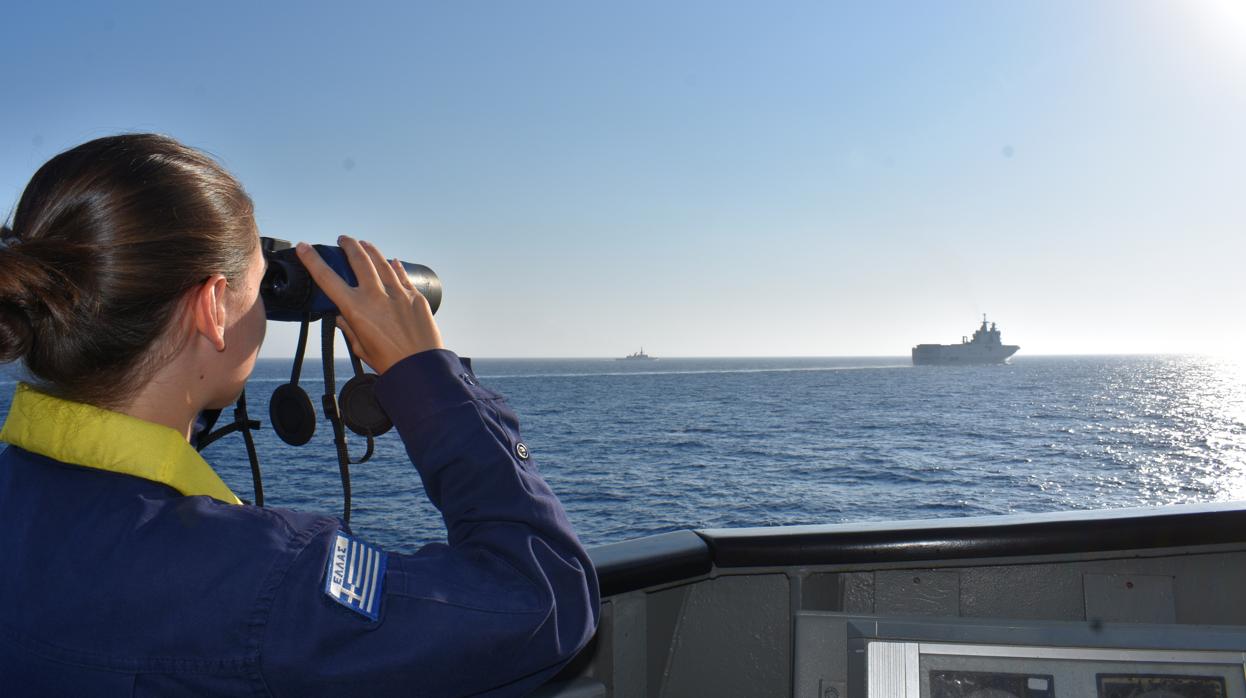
[0,134,263,409]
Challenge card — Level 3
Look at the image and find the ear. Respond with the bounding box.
[192,274,230,352]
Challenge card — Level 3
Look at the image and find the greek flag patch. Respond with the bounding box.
[323,530,387,621]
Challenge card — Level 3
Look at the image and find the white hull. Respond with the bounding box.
[912,343,1019,365]
[912,316,1019,365]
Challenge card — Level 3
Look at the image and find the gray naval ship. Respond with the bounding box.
[912,315,1019,365]
[617,347,657,361]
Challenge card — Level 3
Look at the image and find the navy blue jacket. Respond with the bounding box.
[0,349,599,696]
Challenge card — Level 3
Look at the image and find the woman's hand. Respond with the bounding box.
[295,236,443,374]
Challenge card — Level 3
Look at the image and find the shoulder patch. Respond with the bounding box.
[323,530,387,621]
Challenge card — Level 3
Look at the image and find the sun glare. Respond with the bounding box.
[1187,0,1246,61]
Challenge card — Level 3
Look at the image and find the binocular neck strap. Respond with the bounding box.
[236,391,264,507]
[322,317,353,524]
[290,316,310,386]
[198,315,374,520]
[348,343,365,378]
[194,391,264,506]
[318,316,380,524]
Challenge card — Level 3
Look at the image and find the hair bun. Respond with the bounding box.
[0,236,35,362]
[0,302,34,363]
[0,233,85,363]
[1,227,30,361]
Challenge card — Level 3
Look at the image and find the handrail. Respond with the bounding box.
[700,500,1246,567]
[588,501,1246,595]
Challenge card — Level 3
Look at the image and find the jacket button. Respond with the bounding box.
[515,442,530,460]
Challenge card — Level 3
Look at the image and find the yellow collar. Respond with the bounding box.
[0,383,241,505]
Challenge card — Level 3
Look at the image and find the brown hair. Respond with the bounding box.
[0,134,257,408]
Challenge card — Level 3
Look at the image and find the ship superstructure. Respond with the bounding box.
[617,348,656,361]
[912,315,1019,365]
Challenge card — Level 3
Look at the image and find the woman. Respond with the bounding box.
[0,134,599,696]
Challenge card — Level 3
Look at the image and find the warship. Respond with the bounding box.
[617,348,656,361]
[912,316,1020,366]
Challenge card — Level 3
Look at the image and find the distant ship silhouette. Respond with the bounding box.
[617,347,657,361]
[912,316,1019,365]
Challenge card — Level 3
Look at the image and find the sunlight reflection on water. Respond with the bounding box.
[2,354,1245,547]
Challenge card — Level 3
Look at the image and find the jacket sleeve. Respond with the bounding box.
[258,349,600,697]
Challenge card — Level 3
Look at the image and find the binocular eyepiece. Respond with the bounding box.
[259,237,442,321]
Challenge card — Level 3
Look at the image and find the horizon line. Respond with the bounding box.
[251,351,1232,361]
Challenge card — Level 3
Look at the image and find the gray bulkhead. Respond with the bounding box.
[536,502,1246,697]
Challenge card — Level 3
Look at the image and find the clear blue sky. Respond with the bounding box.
[3,1,1244,357]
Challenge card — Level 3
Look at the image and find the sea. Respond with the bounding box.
[2,355,1244,551]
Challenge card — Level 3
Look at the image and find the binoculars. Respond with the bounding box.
[259,237,442,321]
[200,237,444,521]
